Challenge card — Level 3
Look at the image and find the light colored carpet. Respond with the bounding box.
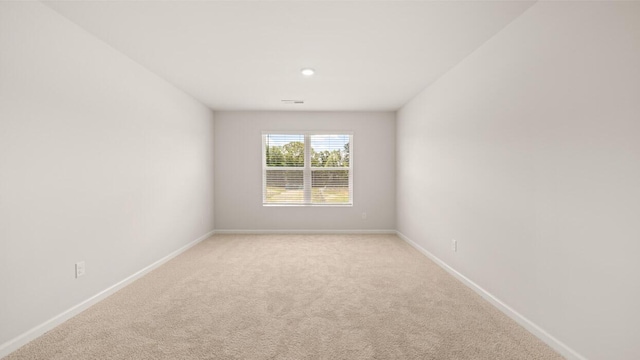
[6,234,563,359]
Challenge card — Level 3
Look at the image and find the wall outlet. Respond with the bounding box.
[451,239,457,252]
[361,212,367,220]
[75,261,85,278]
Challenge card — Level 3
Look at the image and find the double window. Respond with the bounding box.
[262,132,353,206]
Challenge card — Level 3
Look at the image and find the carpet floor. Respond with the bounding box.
[6,234,563,359]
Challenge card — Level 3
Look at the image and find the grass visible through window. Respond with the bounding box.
[311,187,350,203]
[265,186,349,204]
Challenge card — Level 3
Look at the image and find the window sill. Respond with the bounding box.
[262,203,353,207]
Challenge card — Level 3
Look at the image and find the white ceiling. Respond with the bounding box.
[45,1,534,111]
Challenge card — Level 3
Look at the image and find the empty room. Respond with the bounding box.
[1,1,638,359]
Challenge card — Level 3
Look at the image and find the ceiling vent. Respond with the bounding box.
[281,99,304,104]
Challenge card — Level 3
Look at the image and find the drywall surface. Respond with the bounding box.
[0,2,215,348]
[214,111,395,231]
[397,2,640,359]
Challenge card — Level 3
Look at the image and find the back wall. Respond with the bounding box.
[214,111,395,232]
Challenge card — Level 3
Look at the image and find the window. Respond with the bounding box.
[262,132,353,206]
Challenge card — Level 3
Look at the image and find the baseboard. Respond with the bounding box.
[1,229,585,360]
[0,229,215,359]
[395,231,587,360]
[214,229,396,235]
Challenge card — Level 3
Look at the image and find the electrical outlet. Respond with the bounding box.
[75,261,85,278]
[362,212,367,220]
[451,239,457,252]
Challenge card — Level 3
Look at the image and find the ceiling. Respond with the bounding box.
[45,1,534,111]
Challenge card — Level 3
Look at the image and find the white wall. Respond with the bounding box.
[397,2,640,359]
[0,1,215,351]
[214,111,395,232]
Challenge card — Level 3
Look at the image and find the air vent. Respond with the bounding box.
[281,99,304,104]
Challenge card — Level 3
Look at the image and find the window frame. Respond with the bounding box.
[262,131,353,206]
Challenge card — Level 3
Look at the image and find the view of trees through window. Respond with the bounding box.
[263,134,352,205]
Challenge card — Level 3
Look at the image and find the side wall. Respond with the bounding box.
[0,2,215,351]
[214,111,395,232]
[397,2,640,360]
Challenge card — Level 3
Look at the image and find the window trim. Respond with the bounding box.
[262,131,353,206]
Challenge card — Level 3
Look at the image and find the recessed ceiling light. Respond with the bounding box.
[301,68,315,76]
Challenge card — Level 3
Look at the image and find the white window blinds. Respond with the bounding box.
[263,133,353,205]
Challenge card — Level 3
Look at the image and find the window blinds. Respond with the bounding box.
[263,133,353,205]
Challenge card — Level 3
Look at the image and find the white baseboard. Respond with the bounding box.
[395,231,587,360]
[0,229,215,359]
[1,229,585,360]
[214,229,396,235]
